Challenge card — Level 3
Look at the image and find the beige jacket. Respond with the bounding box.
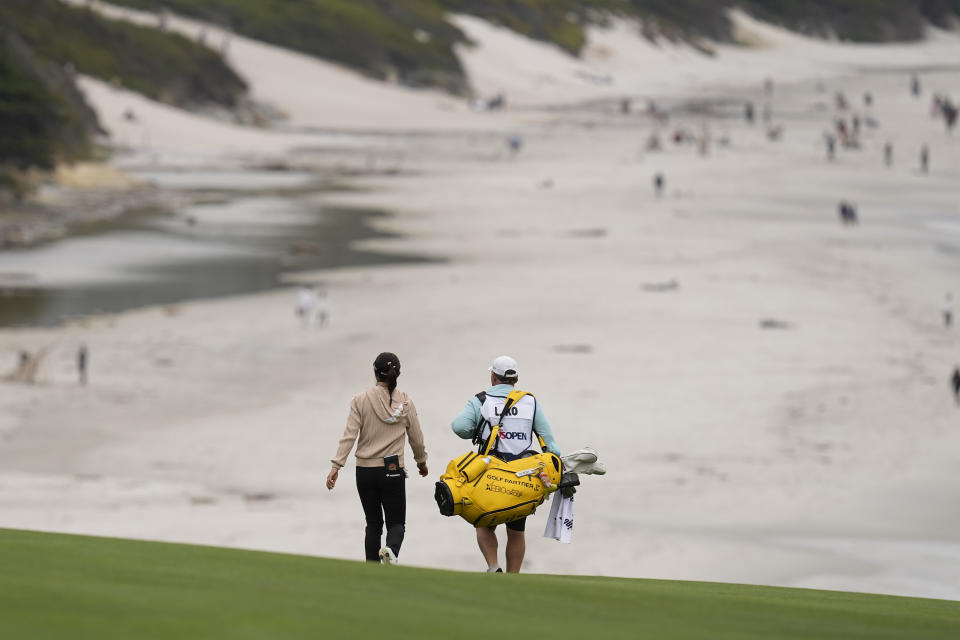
[331,382,428,470]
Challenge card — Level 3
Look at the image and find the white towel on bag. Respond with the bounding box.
[544,491,575,543]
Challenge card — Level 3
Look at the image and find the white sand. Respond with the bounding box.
[65,0,517,136]
[4,7,960,600]
[454,10,960,105]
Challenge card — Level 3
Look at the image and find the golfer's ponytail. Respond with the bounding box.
[373,352,401,400]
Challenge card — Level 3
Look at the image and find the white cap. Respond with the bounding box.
[488,355,519,378]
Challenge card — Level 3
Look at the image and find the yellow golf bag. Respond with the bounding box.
[434,391,562,528]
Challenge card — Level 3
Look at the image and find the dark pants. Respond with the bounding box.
[356,467,406,562]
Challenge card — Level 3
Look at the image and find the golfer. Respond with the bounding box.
[450,355,561,573]
[327,352,429,564]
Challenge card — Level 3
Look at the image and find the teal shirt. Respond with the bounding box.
[451,384,561,456]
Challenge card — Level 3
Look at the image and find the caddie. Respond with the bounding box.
[450,355,561,573]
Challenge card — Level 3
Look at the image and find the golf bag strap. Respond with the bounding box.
[482,390,530,456]
[470,392,487,446]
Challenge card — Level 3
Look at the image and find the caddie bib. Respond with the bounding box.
[478,392,537,457]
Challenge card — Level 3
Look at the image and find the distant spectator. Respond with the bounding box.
[944,292,954,328]
[952,367,960,404]
[18,350,29,379]
[884,142,893,167]
[911,74,921,97]
[825,133,836,161]
[296,286,318,327]
[836,118,849,144]
[507,134,523,157]
[653,173,664,197]
[838,201,857,226]
[315,290,330,328]
[77,343,88,386]
[920,145,930,173]
[943,100,958,133]
[488,94,506,111]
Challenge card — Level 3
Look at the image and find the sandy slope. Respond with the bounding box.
[4,6,960,599]
[63,0,512,135]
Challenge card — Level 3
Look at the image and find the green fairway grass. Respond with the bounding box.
[1,528,958,639]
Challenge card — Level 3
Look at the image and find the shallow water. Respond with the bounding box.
[0,194,426,327]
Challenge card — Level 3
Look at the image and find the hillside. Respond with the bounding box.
[741,0,960,42]
[0,32,98,196]
[105,0,960,95]
[0,0,246,110]
[0,0,247,189]
[1,528,958,639]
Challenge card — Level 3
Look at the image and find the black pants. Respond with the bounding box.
[356,467,406,562]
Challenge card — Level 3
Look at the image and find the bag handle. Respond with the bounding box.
[482,390,529,456]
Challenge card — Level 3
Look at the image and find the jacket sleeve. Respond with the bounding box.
[451,396,482,440]
[331,395,363,469]
[405,397,428,465]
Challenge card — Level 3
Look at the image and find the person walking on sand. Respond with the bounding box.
[77,343,88,386]
[507,134,523,157]
[920,145,930,173]
[450,356,561,574]
[295,286,317,327]
[884,142,893,167]
[943,292,954,328]
[825,133,836,161]
[314,289,330,327]
[653,173,665,197]
[327,353,429,565]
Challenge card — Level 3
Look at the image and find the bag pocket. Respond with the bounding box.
[459,455,490,482]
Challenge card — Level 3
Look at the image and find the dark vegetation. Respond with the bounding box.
[741,0,960,42]
[1,0,246,109]
[0,0,246,190]
[0,29,99,195]
[0,38,88,173]
[439,1,630,54]
[106,0,472,93]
